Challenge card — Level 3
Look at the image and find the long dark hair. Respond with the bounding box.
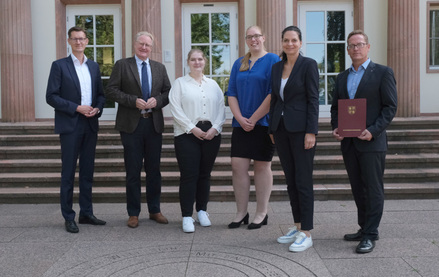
[280,26,302,61]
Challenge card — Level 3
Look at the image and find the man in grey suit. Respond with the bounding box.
[331,30,397,254]
[106,31,171,228]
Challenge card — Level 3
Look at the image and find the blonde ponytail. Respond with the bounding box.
[239,52,252,72]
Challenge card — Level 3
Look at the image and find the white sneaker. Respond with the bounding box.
[197,210,211,227]
[289,232,313,252]
[182,217,195,233]
[277,226,299,244]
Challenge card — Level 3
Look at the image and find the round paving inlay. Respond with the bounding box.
[54,242,317,276]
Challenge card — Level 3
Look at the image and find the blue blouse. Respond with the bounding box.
[226,52,280,127]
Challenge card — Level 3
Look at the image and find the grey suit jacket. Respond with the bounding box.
[105,57,171,133]
[330,61,398,152]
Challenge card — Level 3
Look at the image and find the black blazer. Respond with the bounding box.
[46,55,105,134]
[330,61,398,152]
[106,57,171,134]
[269,55,319,134]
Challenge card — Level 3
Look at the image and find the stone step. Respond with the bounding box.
[1,116,439,135]
[1,153,439,173]
[1,182,438,204]
[1,140,438,160]
[2,129,439,146]
[1,168,438,188]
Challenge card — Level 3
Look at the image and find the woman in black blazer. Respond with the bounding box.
[269,26,319,252]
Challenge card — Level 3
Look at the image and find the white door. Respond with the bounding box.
[66,5,122,120]
[299,2,353,117]
[182,3,239,118]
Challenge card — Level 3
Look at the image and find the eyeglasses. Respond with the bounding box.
[245,34,263,40]
[69,37,87,43]
[137,42,153,48]
[347,42,367,50]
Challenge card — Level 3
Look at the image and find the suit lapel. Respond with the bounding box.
[339,70,349,99]
[271,62,283,98]
[86,60,96,98]
[66,56,81,94]
[128,57,142,91]
[354,61,375,99]
[150,60,159,96]
[282,55,304,100]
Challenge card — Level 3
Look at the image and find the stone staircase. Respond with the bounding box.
[1,117,438,204]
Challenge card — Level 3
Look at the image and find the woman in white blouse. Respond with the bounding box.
[169,49,226,233]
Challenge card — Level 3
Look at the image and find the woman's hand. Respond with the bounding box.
[191,127,206,140]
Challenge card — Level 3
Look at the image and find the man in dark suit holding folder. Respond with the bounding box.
[330,30,397,253]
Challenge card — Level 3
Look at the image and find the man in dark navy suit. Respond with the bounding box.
[331,30,397,253]
[46,26,106,233]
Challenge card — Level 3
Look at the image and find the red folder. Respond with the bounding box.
[338,98,366,137]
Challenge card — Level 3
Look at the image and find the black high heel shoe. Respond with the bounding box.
[228,213,249,229]
[247,215,268,230]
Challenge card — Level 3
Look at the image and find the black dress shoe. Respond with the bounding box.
[344,229,379,241]
[65,220,79,233]
[248,215,268,230]
[344,230,363,241]
[78,214,106,225]
[228,213,249,229]
[356,239,375,254]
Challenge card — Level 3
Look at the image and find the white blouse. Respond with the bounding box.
[169,74,226,137]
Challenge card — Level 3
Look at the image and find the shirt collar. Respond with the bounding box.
[349,58,370,72]
[184,73,207,83]
[71,53,88,65]
[135,55,149,66]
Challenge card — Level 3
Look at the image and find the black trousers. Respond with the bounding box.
[59,116,97,221]
[174,122,221,217]
[342,139,385,240]
[273,119,315,231]
[120,117,163,216]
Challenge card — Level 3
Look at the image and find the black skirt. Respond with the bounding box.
[230,125,275,161]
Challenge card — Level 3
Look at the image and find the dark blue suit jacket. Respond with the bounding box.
[330,61,398,152]
[46,55,105,134]
[269,55,320,135]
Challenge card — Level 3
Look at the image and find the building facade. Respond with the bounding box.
[0,0,438,122]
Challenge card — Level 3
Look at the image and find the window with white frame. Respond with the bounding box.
[66,5,122,120]
[298,1,353,117]
[429,4,439,71]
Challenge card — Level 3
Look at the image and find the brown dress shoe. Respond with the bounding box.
[149,212,168,224]
[127,216,139,228]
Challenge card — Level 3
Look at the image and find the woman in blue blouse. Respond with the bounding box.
[226,26,280,230]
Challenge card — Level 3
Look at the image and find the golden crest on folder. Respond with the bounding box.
[348,106,356,115]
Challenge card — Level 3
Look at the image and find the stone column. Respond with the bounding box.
[256,0,286,55]
[132,0,162,62]
[0,0,35,122]
[387,0,420,117]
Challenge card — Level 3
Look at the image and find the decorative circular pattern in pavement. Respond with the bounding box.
[49,243,317,276]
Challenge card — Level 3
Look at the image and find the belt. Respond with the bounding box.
[140,112,152,118]
[198,120,211,125]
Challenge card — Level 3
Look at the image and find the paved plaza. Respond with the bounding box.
[1,199,439,276]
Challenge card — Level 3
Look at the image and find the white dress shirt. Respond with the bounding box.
[169,74,226,137]
[71,54,92,106]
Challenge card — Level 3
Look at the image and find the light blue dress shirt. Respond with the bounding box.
[347,58,370,99]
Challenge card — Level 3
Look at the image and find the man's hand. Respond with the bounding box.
[76,105,99,117]
[304,133,316,149]
[358,129,372,141]
[136,97,157,110]
[332,128,344,141]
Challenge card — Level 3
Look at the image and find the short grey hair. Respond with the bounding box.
[135,31,155,45]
